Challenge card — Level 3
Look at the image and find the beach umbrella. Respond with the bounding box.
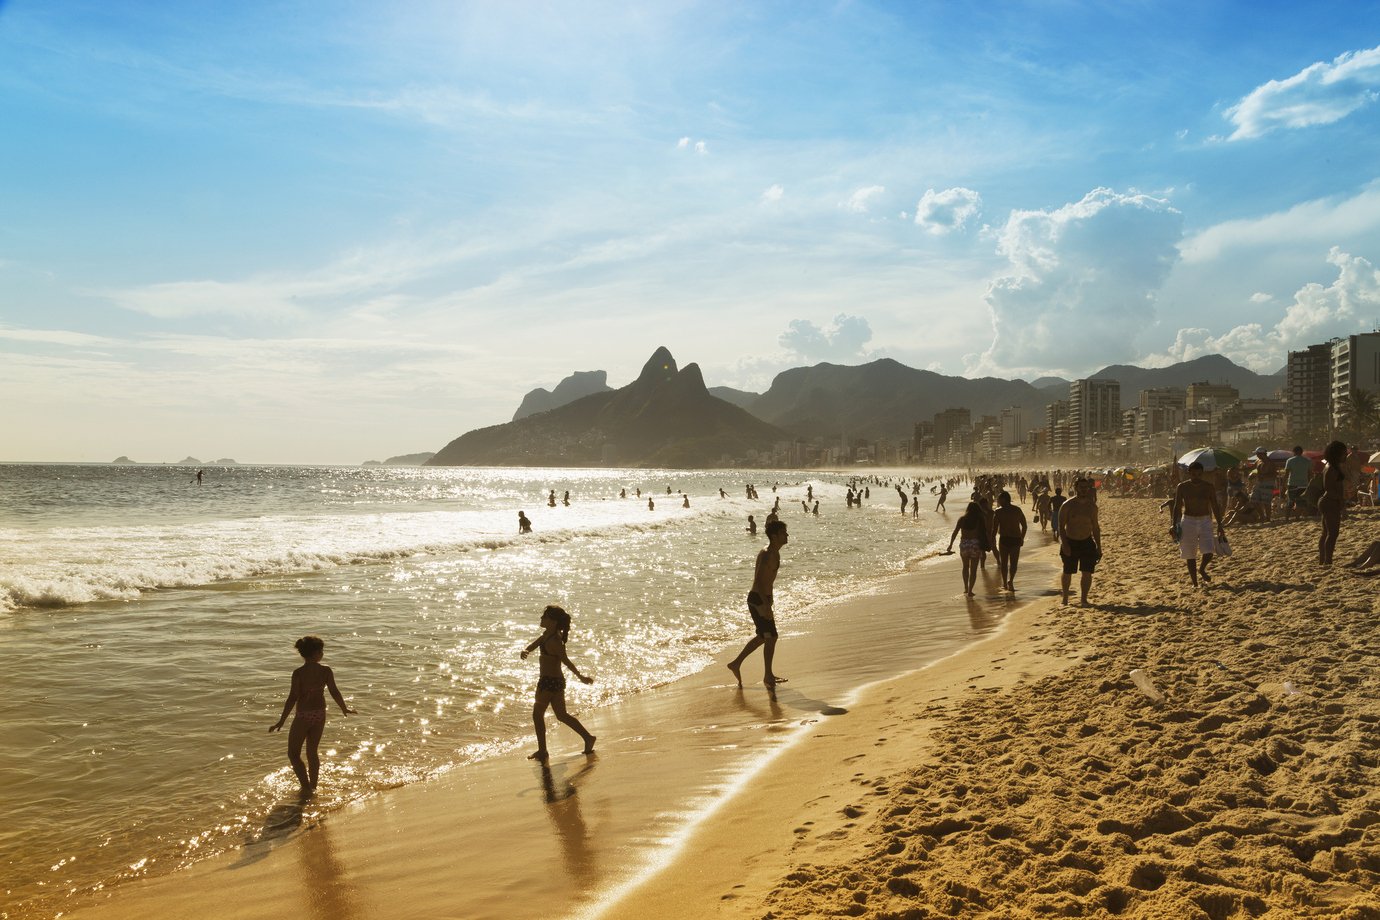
[1176,447,1245,471]
[1369,451,1380,464]
[1266,449,1293,462]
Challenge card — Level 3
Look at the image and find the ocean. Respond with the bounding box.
[0,463,953,917]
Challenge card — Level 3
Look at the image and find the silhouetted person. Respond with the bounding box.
[728,520,789,687]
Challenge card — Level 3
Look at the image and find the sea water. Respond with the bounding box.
[0,464,951,917]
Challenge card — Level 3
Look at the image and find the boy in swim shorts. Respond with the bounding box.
[728,520,789,687]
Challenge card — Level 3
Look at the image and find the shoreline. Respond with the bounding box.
[54,515,1046,920]
[598,498,1380,919]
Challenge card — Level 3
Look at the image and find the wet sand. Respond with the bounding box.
[57,524,1057,920]
[601,498,1380,919]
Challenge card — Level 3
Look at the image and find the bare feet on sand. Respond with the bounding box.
[727,662,742,687]
[764,675,788,686]
[583,736,597,754]
[528,750,549,761]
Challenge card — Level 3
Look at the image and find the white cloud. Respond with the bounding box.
[677,136,689,149]
[778,313,873,362]
[761,184,784,203]
[914,187,982,235]
[972,188,1183,376]
[1225,44,1380,141]
[1156,247,1380,371]
[845,185,885,213]
[1180,182,1380,264]
[1249,292,1274,304]
[694,140,707,155]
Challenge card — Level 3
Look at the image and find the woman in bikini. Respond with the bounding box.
[945,502,990,597]
[520,605,596,761]
[269,635,355,791]
[1318,440,1348,566]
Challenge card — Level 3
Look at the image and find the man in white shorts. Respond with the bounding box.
[1171,461,1227,588]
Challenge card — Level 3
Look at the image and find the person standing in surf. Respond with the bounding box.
[269,635,356,791]
[520,605,596,761]
[728,520,788,688]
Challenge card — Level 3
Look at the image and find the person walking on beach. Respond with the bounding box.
[1319,440,1348,565]
[1058,478,1102,606]
[728,520,789,688]
[520,605,596,761]
[1284,446,1312,521]
[935,482,947,511]
[269,635,356,791]
[1049,487,1066,535]
[945,502,989,597]
[992,490,1028,592]
[1171,461,1226,587]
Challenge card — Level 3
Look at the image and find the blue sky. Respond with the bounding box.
[3,1,1380,463]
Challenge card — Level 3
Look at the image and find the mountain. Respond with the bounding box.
[363,452,436,467]
[512,370,613,421]
[1086,355,1284,399]
[428,347,787,467]
[708,386,761,411]
[750,359,1051,440]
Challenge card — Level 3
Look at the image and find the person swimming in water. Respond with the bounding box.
[269,635,356,791]
[520,605,596,761]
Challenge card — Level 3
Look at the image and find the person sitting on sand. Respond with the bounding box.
[269,635,356,791]
[945,502,989,597]
[728,520,789,687]
[992,490,1028,592]
[520,605,595,761]
[518,511,533,534]
[1171,461,1226,588]
[1058,479,1101,606]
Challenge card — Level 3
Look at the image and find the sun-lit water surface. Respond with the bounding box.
[0,464,950,917]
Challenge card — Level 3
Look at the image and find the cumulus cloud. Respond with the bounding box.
[846,185,885,213]
[1157,247,1380,371]
[1225,44,1380,140]
[972,188,1183,376]
[914,187,982,235]
[778,313,873,362]
[761,184,784,203]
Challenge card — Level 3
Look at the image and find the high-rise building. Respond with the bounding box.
[1331,332,1380,428]
[1045,400,1069,455]
[1287,343,1333,436]
[999,406,1028,448]
[1185,382,1239,412]
[1139,387,1186,412]
[932,408,971,462]
[1068,379,1121,453]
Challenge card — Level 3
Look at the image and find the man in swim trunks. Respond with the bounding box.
[992,490,1028,592]
[728,520,788,687]
[1171,461,1226,587]
[1058,478,1102,607]
[1251,447,1278,521]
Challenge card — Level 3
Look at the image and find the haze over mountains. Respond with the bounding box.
[428,350,1287,466]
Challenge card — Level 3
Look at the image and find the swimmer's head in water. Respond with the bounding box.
[295,635,324,659]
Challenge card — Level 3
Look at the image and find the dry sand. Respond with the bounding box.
[599,498,1380,920]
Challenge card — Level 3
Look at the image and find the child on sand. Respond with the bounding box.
[269,635,356,791]
[520,605,596,761]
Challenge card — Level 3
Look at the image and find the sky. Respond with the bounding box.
[3,1,1380,463]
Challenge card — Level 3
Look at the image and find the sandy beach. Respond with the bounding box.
[603,497,1380,919]
[45,496,1380,920]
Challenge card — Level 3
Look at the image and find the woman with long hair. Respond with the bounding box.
[945,502,990,597]
[1318,440,1348,565]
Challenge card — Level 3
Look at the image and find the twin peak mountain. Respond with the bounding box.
[427,347,783,468]
[426,347,1283,468]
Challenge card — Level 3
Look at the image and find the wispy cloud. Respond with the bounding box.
[845,185,885,213]
[1180,182,1380,263]
[914,187,982,235]
[1224,44,1380,140]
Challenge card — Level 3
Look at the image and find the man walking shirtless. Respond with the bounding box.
[1058,478,1102,606]
[728,520,788,687]
[1171,461,1226,587]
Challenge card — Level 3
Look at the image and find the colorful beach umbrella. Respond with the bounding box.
[1176,446,1246,471]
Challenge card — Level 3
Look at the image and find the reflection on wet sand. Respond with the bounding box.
[538,759,597,885]
[297,819,360,920]
[232,793,309,869]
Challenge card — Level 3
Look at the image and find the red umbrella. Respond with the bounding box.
[1303,450,1325,473]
